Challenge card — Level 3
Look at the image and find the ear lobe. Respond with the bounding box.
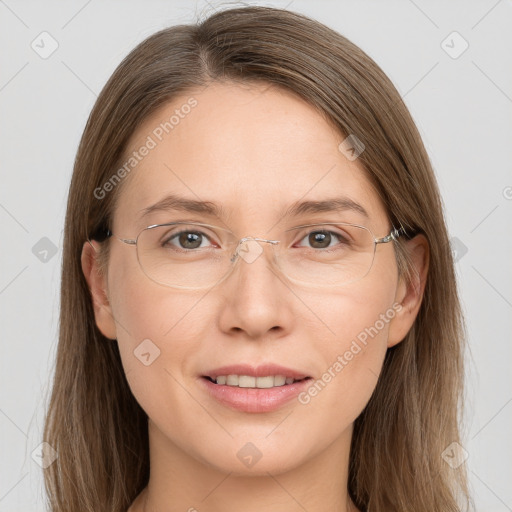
[387,234,429,347]
[81,240,117,340]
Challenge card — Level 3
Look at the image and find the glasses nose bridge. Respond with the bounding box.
[230,235,280,265]
[239,235,280,245]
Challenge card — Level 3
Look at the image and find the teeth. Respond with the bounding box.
[257,376,276,388]
[226,374,239,386]
[214,374,298,388]
[239,375,256,388]
[274,375,286,386]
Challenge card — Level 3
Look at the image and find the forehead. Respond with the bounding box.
[112,81,388,234]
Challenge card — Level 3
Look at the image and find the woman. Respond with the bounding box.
[43,6,471,512]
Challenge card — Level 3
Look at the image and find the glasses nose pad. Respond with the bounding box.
[230,237,280,267]
[234,237,265,264]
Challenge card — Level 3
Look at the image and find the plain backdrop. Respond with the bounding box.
[0,0,511,510]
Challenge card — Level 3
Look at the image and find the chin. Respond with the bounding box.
[191,430,315,477]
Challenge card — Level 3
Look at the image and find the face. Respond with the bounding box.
[84,81,418,477]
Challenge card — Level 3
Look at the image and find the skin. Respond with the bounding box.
[82,81,428,512]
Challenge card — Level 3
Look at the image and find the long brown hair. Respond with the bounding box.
[43,6,471,511]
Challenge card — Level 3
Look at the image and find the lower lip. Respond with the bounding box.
[200,377,312,413]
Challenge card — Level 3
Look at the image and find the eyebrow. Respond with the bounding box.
[284,197,368,219]
[138,193,369,221]
[138,194,227,220]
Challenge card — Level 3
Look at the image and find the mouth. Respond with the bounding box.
[202,375,311,388]
[199,364,313,413]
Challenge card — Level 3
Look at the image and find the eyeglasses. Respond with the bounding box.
[97,221,403,290]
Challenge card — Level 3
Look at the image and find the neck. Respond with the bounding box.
[130,419,359,512]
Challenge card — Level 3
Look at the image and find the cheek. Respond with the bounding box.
[296,267,398,416]
[106,254,210,413]
[303,262,398,350]
[107,245,210,344]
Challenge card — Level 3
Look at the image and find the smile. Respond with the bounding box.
[200,364,313,413]
[205,374,309,388]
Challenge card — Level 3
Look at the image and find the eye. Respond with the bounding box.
[295,229,350,250]
[163,229,216,250]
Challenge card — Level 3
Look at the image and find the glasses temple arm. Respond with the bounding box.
[375,226,405,244]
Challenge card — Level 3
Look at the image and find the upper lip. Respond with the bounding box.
[203,364,311,380]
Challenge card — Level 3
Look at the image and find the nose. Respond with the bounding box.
[217,237,294,340]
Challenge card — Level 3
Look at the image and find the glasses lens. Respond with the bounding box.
[276,223,376,287]
[136,223,233,289]
[135,222,377,289]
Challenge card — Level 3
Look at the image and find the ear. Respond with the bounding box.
[81,240,117,340]
[387,234,429,347]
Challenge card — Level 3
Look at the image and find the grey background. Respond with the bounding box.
[0,0,511,510]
